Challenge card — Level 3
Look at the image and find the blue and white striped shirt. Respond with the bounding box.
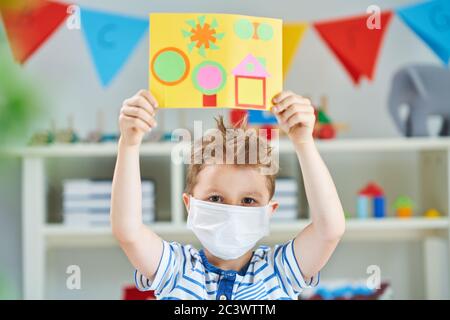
[135,239,320,300]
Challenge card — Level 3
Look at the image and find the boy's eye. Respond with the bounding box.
[208,195,223,203]
[242,197,257,205]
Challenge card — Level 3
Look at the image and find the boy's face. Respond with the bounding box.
[183,164,278,214]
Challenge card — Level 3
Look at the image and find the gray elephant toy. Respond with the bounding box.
[388,65,450,137]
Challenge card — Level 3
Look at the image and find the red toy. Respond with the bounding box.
[122,285,155,300]
[229,109,276,140]
[312,96,348,140]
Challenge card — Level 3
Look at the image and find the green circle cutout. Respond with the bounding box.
[234,19,254,39]
[257,23,273,41]
[192,61,227,95]
[153,50,188,84]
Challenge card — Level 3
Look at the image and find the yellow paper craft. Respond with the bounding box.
[149,13,282,110]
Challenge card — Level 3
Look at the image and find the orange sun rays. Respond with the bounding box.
[190,23,217,49]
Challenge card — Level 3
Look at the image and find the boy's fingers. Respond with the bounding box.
[287,112,315,129]
[137,90,159,109]
[272,90,294,104]
[273,110,283,124]
[122,114,153,132]
[274,96,311,114]
[121,106,156,127]
[124,96,150,109]
[286,113,301,128]
[273,112,289,131]
[281,96,311,108]
[273,96,296,113]
[124,96,155,117]
[278,104,311,122]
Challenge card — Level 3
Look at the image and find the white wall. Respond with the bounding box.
[1,0,444,299]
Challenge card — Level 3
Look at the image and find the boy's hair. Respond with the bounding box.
[184,116,277,199]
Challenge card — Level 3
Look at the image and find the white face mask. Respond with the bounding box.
[187,196,271,260]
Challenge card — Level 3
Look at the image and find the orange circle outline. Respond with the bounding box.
[151,47,190,86]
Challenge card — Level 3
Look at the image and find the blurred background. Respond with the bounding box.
[0,0,449,300]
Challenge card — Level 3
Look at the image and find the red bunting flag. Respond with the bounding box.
[0,0,69,64]
[314,11,393,85]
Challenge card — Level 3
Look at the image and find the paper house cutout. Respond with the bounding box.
[232,54,270,109]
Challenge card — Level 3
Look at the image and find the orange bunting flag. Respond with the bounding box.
[282,23,308,80]
[313,11,393,85]
[0,0,69,64]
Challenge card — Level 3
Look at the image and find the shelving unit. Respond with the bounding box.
[9,137,450,299]
[43,217,448,248]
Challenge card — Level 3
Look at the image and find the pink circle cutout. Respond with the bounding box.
[196,66,223,90]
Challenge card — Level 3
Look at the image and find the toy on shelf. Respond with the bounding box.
[229,109,278,141]
[28,110,140,145]
[28,130,54,146]
[230,109,248,126]
[388,65,450,137]
[392,196,414,218]
[122,284,155,300]
[85,109,104,143]
[424,208,442,219]
[357,182,386,219]
[312,96,348,140]
[299,281,392,300]
[54,115,79,143]
[229,95,349,141]
[29,117,79,145]
[86,110,124,143]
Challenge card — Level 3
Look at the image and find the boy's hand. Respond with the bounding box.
[272,91,316,144]
[119,90,158,146]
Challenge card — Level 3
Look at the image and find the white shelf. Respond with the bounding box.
[6,137,450,158]
[343,217,448,230]
[44,222,185,248]
[6,142,176,157]
[303,137,450,152]
[43,217,449,248]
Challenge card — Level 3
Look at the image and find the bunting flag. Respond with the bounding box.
[282,23,308,80]
[0,0,69,64]
[314,11,393,84]
[397,0,450,65]
[80,8,148,86]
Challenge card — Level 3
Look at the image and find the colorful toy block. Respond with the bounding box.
[357,182,386,219]
[392,196,414,218]
[424,208,442,219]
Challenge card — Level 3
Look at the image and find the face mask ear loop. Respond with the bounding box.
[262,205,272,235]
[188,195,195,212]
[264,203,271,218]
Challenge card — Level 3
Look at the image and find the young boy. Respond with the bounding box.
[111,89,345,300]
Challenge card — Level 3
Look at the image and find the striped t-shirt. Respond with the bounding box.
[135,239,320,300]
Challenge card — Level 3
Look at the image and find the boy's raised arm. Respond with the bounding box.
[110,90,163,280]
[272,91,346,282]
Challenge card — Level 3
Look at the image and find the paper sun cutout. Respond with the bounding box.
[182,15,225,57]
